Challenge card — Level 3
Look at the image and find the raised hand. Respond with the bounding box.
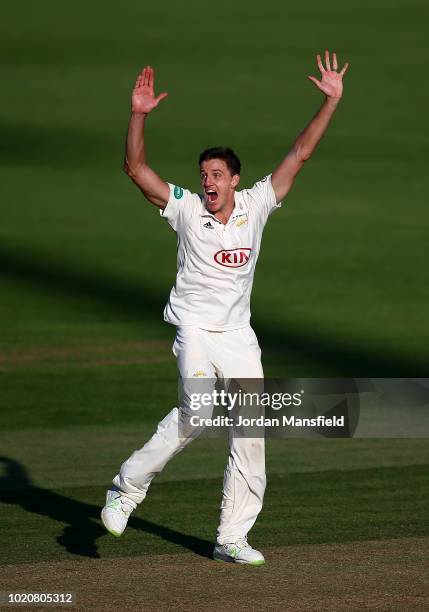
[131,66,168,115]
[308,50,349,99]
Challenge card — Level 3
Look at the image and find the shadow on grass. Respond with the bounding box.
[1,244,427,376]
[0,457,213,560]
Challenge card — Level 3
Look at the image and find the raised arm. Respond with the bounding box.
[124,66,170,209]
[271,51,349,203]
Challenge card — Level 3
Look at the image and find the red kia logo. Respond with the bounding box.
[214,248,252,268]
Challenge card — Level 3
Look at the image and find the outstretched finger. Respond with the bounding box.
[308,75,323,89]
[137,69,144,88]
[325,50,331,71]
[143,66,150,86]
[340,62,349,76]
[148,65,154,88]
[316,54,325,74]
[155,92,168,105]
[332,52,338,70]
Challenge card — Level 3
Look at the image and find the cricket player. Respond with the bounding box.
[102,51,348,565]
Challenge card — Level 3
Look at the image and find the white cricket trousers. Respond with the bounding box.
[113,325,265,545]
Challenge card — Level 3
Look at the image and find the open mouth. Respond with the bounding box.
[205,190,218,204]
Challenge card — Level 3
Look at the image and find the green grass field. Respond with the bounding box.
[1,0,429,608]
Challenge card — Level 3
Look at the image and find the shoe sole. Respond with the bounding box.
[213,553,265,566]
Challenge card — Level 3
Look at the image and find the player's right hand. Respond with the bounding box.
[131,66,168,114]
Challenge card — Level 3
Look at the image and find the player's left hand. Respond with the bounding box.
[308,50,349,99]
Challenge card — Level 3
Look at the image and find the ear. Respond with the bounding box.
[231,174,240,189]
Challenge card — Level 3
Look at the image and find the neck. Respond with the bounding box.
[214,194,235,225]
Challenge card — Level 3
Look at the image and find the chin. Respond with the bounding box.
[206,201,221,213]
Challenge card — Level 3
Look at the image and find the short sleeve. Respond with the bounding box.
[245,174,282,224]
[160,183,198,231]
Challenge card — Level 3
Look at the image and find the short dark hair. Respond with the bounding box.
[198,147,241,176]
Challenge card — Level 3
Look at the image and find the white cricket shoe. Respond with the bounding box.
[213,538,265,565]
[101,489,137,537]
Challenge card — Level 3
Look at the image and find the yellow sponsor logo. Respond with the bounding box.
[192,370,207,377]
[236,217,247,228]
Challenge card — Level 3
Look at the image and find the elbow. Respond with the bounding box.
[294,145,311,163]
[123,158,134,178]
[123,160,142,181]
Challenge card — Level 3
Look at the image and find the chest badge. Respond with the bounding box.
[235,217,248,228]
[203,221,214,229]
[214,248,252,268]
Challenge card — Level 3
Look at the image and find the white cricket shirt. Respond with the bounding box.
[160,175,281,331]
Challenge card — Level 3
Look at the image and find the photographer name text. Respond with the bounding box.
[189,415,345,427]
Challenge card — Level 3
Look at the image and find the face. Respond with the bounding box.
[200,159,240,214]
